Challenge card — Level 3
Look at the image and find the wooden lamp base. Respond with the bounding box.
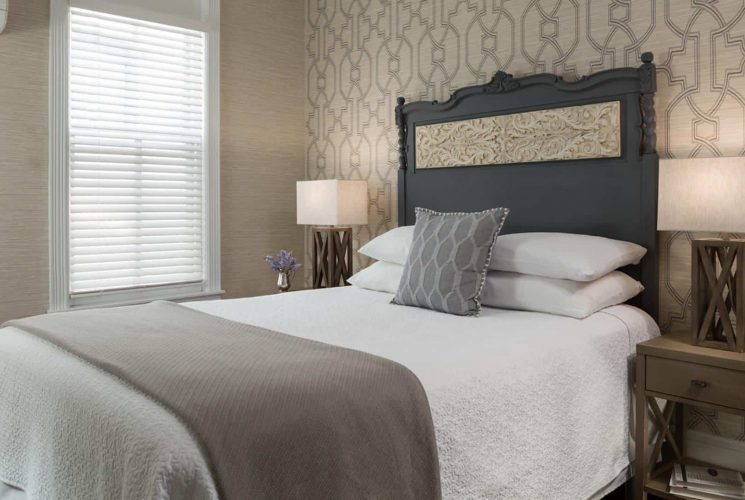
[312,226,353,289]
[692,238,745,352]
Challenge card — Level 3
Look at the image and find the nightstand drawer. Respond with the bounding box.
[646,357,745,410]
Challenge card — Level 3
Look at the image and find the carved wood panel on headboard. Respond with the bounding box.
[415,101,622,169]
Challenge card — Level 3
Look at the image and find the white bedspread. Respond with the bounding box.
[0,287,658,499]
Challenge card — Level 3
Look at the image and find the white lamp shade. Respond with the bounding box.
[658,157,745,232]
[297,180,368,226]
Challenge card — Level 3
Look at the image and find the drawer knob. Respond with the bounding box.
[691,379,709,389]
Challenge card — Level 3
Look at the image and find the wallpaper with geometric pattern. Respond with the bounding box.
[305,0,745,443]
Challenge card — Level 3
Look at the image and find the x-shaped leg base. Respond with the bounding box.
[646,397,683,476]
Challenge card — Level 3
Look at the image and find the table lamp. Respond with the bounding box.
[658,157,745,352]
[297,180,368,288]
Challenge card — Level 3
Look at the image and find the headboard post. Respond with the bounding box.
[395,97,407,171]
[639,52,660,320]
[639,52,657,155]
[396,97,408,224]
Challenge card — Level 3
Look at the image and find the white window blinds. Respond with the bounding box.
[69,8,206,294]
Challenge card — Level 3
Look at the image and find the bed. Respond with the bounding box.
[192,288,660,498]
[0,54,660,499]
[1,288,658,499]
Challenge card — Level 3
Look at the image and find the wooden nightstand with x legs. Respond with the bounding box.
[635,333,745,499]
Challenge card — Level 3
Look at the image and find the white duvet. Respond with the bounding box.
[0,287,658,499]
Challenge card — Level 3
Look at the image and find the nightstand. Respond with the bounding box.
[635,332,745,499]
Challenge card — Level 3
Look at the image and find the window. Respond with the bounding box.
[50,1,221,310]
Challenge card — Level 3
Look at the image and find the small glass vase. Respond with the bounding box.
[277,272,291,293]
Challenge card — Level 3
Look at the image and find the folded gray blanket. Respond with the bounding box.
[6,301,440,500]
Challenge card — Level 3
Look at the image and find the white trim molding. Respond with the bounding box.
[49,0,70,312]
[203,0,222,302]
[69,0,212,32]
[48,0,221,312]
[0,0,8,34]
[69,284,224,310]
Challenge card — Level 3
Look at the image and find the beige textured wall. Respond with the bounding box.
[0,0,49,323]
[305,1,745,444]
[221,0,306,298]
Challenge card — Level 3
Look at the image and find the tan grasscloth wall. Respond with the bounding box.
[0,0,49,324]
[221,0,306,299]
[0,0,306,322]
[305,1,745,443]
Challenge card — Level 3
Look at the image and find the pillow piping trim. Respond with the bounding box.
[472,208,510,317]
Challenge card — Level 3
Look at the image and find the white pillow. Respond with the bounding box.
[358,226,415,265]
[359,228,647,282]
[480,271,644,319]
[348,261,404,294]
[489,232,647,281]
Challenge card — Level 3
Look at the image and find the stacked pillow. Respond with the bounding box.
[350,225,647,319]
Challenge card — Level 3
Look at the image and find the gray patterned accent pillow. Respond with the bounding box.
[392,207,510,316]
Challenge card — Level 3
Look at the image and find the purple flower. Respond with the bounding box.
[265,250,301,274]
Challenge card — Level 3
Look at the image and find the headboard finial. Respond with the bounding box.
[487,71,519,93]
[395,97,407,170]
[639,52,657,154]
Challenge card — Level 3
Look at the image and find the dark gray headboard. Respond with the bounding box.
[396,53,659,319]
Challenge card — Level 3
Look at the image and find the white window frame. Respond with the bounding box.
[49,0,223,311]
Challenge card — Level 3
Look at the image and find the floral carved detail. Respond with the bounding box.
[485,71,520,93]
[415,101,621,169]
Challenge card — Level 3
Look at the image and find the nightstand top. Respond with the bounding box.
[638,332,745,372]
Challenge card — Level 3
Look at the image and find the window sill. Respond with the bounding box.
[51,285,225,312]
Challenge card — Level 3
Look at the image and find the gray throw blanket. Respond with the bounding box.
[6,301,441,500]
